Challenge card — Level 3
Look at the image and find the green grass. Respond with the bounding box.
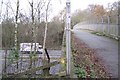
[91,31,105,36]
[91,31,119,41]
[74,67,86,78]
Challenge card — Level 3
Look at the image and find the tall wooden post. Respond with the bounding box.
[66,0,71,76]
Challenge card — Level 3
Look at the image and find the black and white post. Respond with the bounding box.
[66,0,71,76]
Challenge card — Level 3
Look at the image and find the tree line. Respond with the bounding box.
[1,0,119,49]
[71,1,119,26]
[1,0,64,50]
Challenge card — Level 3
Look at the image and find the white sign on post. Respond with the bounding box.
[66,2,70,13]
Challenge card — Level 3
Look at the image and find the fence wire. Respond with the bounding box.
[1,16,64,77]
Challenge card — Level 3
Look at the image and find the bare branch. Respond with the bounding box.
[0,0,3,22]
[4,2,16,17]
[34,0,46,17]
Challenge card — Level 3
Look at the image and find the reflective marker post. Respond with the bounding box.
[66,0,71,76]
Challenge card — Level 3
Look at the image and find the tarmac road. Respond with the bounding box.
[0,50,62,75]
[73,27,118,78]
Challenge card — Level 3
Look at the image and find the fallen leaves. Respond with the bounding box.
[72,35,109,78]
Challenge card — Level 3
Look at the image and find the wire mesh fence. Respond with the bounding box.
[75,23,119,39]
[1,6,64,79]
[1,47,62,77]
[0,0,66,78]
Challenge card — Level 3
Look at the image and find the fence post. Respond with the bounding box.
[107,16,110,35]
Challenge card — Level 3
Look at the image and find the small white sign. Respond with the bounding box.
[66,2,71,13]
[66,14,71,24]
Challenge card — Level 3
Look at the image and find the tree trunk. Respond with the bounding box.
[15,0,19,70]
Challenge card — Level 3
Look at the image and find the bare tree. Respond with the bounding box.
[43,0,52,60]
[28,0,35,70]
[28,0,45,69]
[36,0,46,23]
[106,3,114,24]
[14,0,19,70]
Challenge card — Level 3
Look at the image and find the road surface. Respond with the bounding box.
[0,50,62,76]
[73,28,118,78]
